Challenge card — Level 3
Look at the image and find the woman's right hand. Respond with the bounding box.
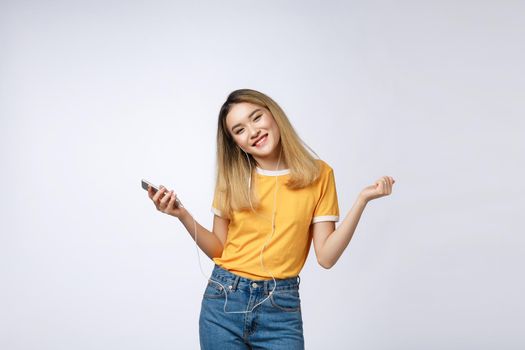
[147,185,186,219]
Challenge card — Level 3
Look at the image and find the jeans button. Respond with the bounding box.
[252,282,258,288]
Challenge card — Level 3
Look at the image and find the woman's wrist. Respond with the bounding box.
[177,207,191,222]
[357,193,369,206]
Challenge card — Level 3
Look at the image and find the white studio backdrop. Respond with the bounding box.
[1,1,524,349]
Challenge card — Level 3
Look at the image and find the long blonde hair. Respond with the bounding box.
[214,89,320,217]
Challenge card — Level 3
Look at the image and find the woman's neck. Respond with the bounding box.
[253,149,287,170]
[255,158,288,170]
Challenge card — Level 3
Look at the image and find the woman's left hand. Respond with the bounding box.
[359,176,396,203]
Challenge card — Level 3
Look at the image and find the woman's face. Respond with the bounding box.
[225,102,281,162]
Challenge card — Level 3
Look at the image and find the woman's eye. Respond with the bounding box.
[254,115,262,121]
[236,128,244,135]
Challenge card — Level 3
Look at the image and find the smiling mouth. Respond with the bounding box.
[252,134,268,147]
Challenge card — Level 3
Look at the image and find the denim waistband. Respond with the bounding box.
[209,264,301,293]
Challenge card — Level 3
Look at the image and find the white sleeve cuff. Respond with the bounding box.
[312,215,339,223]
[211,207,223,217]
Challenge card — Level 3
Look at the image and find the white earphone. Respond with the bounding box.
[190,147,282,313]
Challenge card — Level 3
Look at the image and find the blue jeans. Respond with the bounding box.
[199,264,304,349]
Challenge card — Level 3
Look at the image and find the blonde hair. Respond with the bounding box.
[214,88,320,217]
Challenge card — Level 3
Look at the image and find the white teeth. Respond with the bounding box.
[254,135,267,146]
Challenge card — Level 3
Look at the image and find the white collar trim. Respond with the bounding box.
[255,167,290,176]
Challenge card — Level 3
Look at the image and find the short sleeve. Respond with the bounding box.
[211,188,229,218]
[312,165,340,223]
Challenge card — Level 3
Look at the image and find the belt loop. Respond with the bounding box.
[297,275,301,286]
[232,275,240,291]
[264,280,269,295]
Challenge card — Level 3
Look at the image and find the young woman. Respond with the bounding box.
[147,89,395,349]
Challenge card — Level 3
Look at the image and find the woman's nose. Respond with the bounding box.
[248,126,260,139]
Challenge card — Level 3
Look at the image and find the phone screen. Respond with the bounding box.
[141,179,159,193]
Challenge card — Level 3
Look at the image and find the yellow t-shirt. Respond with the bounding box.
[211,159,339,280]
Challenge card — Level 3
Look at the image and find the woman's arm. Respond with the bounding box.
[312,195,367,269]
[147,185,228,260]
[312,176,395,269]
[178,210,228,260]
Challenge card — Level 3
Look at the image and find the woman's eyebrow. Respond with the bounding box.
[231,108,262,131]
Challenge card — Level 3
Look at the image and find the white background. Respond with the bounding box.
[1,0,524,349]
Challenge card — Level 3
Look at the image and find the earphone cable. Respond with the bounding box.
[191,147,282,313]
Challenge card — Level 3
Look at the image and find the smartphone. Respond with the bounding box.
[141,179,183,207]
[141,179,162,193]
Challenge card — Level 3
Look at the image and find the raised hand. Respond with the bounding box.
[359,176,396,203]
